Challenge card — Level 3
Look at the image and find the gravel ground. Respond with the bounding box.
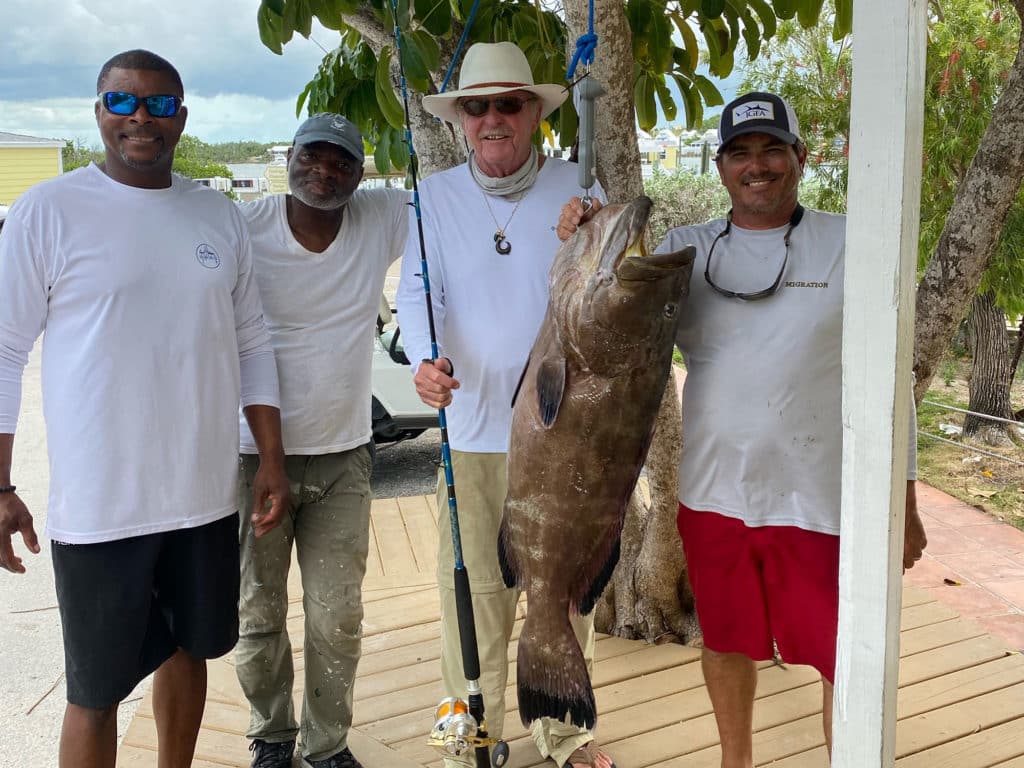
[0,348,443,768]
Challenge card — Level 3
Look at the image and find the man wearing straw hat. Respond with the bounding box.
[396,41,614,768]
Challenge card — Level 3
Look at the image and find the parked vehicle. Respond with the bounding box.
[372,296,438,444]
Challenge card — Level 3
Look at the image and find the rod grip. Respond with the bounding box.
[454,566,481,680]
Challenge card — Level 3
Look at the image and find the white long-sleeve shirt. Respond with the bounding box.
[0,164,279,543]
[396,159,604,452]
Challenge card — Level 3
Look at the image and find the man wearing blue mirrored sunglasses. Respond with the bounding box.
[0,48,291,768]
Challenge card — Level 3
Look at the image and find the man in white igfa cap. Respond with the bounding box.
[396,41,613,768]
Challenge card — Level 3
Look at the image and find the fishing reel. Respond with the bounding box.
[427,697,509,765]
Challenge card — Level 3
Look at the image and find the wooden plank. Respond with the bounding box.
[605,683,823,767]
[898,635,1012,687]
[397,494,439,575]
[895,683,1024,759]
[896,717,1024,767]
[372,496,418,577]
[899,601,961,633]
[366,505,384,579]
[898,617,986,657]
[897,654,1024,718]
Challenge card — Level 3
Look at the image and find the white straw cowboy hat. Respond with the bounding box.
[422,41,568,124]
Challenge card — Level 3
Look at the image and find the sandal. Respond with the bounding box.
[561,741,617,768]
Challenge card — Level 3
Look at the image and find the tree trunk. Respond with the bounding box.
[913,0,1024,404]
[963,291,1014,443]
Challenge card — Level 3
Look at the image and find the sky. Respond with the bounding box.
[1,0,335,147]
[1,0,743,150]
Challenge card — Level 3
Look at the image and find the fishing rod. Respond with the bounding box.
[385,5,505,767]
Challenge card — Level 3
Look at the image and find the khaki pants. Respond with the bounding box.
[235,446,372,762]
[437,451,596,768]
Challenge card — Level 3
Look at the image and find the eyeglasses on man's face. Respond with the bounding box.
[703,206,804,301]
[99,91,183,118]
[457,96,536,117]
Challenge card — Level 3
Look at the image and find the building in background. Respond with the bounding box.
[0,131,65,205]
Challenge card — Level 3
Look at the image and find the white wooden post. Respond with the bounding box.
[833,0,927,765]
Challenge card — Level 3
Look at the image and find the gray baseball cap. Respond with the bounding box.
[293,113,365,163]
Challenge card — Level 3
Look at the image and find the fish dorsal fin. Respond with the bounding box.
[536,357,566,427]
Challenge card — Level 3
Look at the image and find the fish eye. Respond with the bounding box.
[664,303,677,318]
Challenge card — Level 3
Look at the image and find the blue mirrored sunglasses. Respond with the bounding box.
[100,91,182,118]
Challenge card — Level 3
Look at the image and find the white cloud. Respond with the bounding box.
[1,94,312,146]
[2,0,336,143]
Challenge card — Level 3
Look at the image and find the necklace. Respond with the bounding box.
[481,193,522,255]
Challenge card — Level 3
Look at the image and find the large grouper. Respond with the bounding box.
[497,195,695,730]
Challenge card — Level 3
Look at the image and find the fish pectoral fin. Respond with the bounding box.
[536,357,567,427]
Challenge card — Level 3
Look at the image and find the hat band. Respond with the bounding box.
[459,81,534,92]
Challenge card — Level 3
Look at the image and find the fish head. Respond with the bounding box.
[549,196,695,374]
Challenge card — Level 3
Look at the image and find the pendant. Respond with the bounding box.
[494,231,512,255]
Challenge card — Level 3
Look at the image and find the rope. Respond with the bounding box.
[922,399,1022,428]
[566,0,597,80]
[918,431,1024,467]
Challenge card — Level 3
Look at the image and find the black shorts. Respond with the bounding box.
[52,512,240,709]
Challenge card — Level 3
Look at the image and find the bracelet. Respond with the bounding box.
[0,485,15,494]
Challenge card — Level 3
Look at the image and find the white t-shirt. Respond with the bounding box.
[396,159,604,452]
[658,208,916,536]
[238,188,410,454]
[0,164,279,543]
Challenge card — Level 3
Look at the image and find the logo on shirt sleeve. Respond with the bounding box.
[196,243,221,269]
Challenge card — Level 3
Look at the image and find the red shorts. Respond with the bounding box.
[677,503,839,683]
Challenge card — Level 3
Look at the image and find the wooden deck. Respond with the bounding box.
[117,494,1024,767]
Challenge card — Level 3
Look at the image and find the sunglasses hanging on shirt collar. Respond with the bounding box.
[703,204,805,301]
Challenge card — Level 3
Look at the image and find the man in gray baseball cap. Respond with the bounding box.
[292,112,365,164]
[233,112,410,768]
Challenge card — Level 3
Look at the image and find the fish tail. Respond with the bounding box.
[497,510,519,589]
[516,611,596,730]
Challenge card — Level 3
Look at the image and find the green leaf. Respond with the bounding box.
[671,74,702,129]
[257,4,283,54]
[376,48,406,130]
[387,125,411,169]
[634,72,658,131]
[288,0,313,38]
[373,129,393,175]
[744,0,777,39]
[701,0,726,18]
[669,17,700,72]
[295,80,313,117]
[402,29,440,92]
[738,5,762,59]
[654,76,678,122]
[771,0,798,20]
[265,0,286,14]
[556,96,578,149]
[693,74,724,106]
[414,0,452,36]
[649,10,676,71]
[833,0,852,39]
[797,0,823,28]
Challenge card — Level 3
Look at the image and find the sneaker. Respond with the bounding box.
[302,747,363,768]
[249,738,296,768]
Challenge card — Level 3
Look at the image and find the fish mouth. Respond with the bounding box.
[602,196,692,281]
[600,196,651,274]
